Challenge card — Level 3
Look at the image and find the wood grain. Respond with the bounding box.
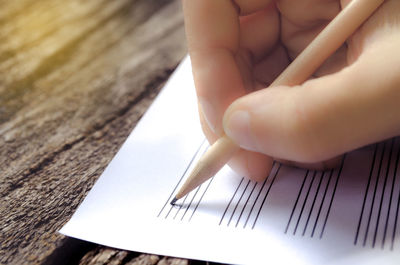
[0,0,197,264]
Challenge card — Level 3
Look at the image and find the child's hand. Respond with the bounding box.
[183,0,400,181]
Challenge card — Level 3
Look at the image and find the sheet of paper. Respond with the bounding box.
[60,57,400,265]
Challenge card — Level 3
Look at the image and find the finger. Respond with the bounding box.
[206,86,340,176]
[199,102,273,181]
[346,0,400,63]
[228,148,274,182]
[223,39,400,163]
[198,103,218,144]
[232,0,275,15]
[252,45,290,87]
[238,5,289,88]
[277,0,341,28]
[183,0,273,135]
[278,0,341,54]
[183,0,243,135]
[276,155,342,170]
[239,4,279,61]
[278,0,345,77]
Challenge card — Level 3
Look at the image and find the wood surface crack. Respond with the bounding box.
[2,136,85,194]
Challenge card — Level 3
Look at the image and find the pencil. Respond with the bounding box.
[171,0,385,206]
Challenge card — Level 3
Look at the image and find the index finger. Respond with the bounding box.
[182,0,273,135]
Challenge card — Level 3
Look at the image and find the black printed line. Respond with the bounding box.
[157,139,207,217]
[219,177,244,225]
[180,184,203,221]
[236,182,257,228]
[167,143,207,219]
[354,144,379,245]
[383,138,400,249]
[381,140,400,249]
[312,169,334,238]
[303,171,324,236]
[363,142,386,246]
[243,163,274,229]
[285,170,310,234]
[294,171,317,235]
[391,186,400,250]
[320,155,345,239]
[165,196,181,219]
[173,191,192,219]
[373,139,394,247]
[189,176,215,222]
[252,164,281,229]
[228,180,251,226]
[391,144,400,250]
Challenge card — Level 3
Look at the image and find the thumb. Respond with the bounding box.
[223,46,400,163]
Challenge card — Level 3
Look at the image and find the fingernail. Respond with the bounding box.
[224,110,257,152]
[199,97,216,133]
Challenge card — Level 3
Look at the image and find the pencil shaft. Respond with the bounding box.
[173,0,385,201]
[272,0,385,87]
[175,137,239,199]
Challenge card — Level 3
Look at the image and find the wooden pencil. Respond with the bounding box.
[171,0,385,205]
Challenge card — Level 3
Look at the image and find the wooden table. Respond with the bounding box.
[0,1,211,264]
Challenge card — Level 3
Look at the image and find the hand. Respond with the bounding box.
[182,0,400,181]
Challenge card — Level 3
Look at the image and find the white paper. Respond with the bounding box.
[61,57,400,265]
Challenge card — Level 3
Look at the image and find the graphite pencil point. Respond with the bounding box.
[170,197,178,206]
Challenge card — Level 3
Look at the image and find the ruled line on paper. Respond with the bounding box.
[354,143,379,245]
[354,138,400,251]
[227,179,251,226]
[236,181,257,228]
[251,164,281,229]
[159,140,343,236]
[220,177,245,225]
[219,162,281,229]
[383,140,400,249]
[286,170,309,234]
[159,156,283,229]
[391,141,400,250]
[320,155,345,239]
[293,171,317,235]
[311,169,334,237]
[392,175,400,251]
[303,171,325,236]
[165,176,215,221]
[284,156,345,239]
[372,139,394,247]
[243,167,271,229]
[363,141,387,246]
[158,133,400,250]
[189,175,215,221]
[157,139,208,218]
[178,183,202,220]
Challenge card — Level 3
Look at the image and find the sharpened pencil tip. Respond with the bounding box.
[170,197,178,206]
